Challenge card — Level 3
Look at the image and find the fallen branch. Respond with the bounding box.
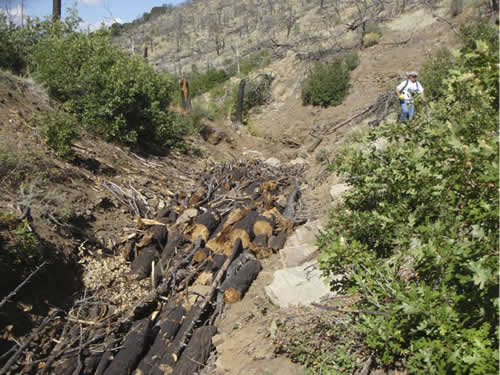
[0,312,54,375]
[325,105,375,135]
[0,261,47,310]
[311,302,388,316]
[170,239,243,361]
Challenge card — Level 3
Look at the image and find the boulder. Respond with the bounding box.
[330,183,351,201]
[265,261,335,308]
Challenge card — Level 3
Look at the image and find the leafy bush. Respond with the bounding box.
[188,68,230,98]
[419,48,455,100]
[363,32,380,47]
[301,62,349,107]
[317,32,499,374]
[37,109,79,161]
[460,22,498,51]
[342,50,360,71]
[30,23,183,148]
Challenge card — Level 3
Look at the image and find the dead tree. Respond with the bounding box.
[52,0,61,22]
[234,79,246,125]
[179,79,191,112]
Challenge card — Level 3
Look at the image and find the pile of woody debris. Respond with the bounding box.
[2,159,305,375]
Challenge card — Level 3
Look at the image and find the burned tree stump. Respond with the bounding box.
[222,259,262,304]
[103,318,151,375]
[172,326,217,375]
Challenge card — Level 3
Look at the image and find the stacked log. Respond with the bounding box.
[7,160,303,375]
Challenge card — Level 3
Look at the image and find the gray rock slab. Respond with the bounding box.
[280,220,322,268]
[264,261,335,308]
[330,183,352,201]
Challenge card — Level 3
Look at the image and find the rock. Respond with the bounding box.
[242,150,264,159]
[330,183,352,201]
[175,208,198,225]
[264,157,281,168]
[279,220,322,267]
[264,261,335,308]
[289,157,306,166]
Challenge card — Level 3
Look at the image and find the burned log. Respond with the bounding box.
[253,234,268,247]
[151,306,202,374]
[172,326,217,375]
[134,305,186,375]
[229,210,258,248]
[120,239,135,261]
[161,231,188,263]
[253,215,273,237]
[192,247,212,263]
[191,210,219,242]
[130,245,160,280]
[269,231,287,250]
[103,318,151,375]
[222,259,262,304]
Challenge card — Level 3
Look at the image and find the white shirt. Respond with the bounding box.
[397,79,424,100]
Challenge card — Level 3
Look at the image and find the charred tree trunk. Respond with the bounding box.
[234,79,246,124]
[52,0,61,22]
[222,259,261,303]
[180,79,191,112]
[134,305,185,375]
[191,211,219,242]
[230,210,258,248]
[172,326,217,375]
[103,318,151,375]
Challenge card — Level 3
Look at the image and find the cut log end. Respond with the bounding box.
[223,288,242,304]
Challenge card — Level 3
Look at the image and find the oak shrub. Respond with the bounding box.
[317,23,498,373]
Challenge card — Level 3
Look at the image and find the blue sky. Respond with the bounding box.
[1,0,185,28]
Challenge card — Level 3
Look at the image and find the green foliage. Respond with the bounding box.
[459,22,498,51]
[317,31,499,374]
[301,62,349,107]
[29,22,185,149]
[0,139,49,190]
[37,109,79,161]
[342,51,360,71]
[363,32,380,47]
[0,212,40,270]
[188,68,230,98]
[419,48,455,100]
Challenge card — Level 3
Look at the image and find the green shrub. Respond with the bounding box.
[31,25,181,148]
[365,23,382,36]
[460,22,498,51]
[0,212,41,272]
[301,62,349,107]
[317,31,499,374]
[189,68,230,98]
[363,32,380,47]
[342,50,360,71]
[37,109,79,161]
[420,48,455,100]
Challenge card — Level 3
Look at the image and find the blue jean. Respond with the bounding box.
[399,100,414,123]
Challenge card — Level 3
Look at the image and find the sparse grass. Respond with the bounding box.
[363,32,380,47]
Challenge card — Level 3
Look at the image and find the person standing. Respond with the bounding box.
[396,72,425,123]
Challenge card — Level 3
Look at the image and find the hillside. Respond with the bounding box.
[0,1,498,374]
